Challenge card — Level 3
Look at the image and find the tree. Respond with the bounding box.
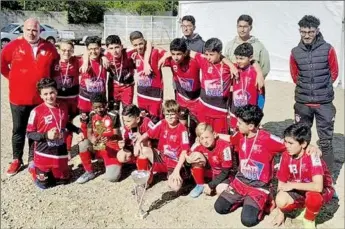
[1,0,23,10]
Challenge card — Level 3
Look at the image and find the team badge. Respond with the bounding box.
[295,114,301,123]
[40,50,46,56]
[207,66,213,73]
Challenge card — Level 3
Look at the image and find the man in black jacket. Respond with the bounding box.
[290,15,339,178]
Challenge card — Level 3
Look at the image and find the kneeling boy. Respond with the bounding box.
[273,123,335,229]
[134,100,190,192]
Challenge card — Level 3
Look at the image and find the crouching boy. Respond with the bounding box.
[134,100,191,192]
[27,79,84,189]
[76,93,122,184]
[273,123,335,229]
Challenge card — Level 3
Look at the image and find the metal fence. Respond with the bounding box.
[104,15,178,45]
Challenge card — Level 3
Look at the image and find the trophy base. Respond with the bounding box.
[137,209,148,219]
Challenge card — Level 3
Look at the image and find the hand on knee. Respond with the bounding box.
[215,184,229,195]
[168,177,182,192]
[116,150,131,163]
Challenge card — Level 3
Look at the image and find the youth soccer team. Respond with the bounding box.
[26,16,336,229]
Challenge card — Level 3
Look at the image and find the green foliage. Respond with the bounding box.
[66,1,106,24]
[1,1,23,10]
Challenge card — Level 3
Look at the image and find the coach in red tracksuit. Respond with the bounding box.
[1,18,59,176]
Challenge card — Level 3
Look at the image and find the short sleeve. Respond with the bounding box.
[163,57,172,67]
[310,154,324,177]
[276,152,290,182]
[220,146,232,168]
[230,131,242,148]
[267,134,286,155]
[194,53,207,67]
[26,109,38,132]
[147,120,162,139]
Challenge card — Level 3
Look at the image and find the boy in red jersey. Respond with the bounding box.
[78,36,110,137]
[116,104,154,165]
[52,40,81,154]
[26,79,84,189]
[158,38,201,143]
[76,93,122,184]
[214,104,321,227]
[186,123,233,198]
[230,43,263,132]
[188,38,235,134]
[130,31,166,124]
[104,35,152,112]
[134,100,190,192]
[272,123,335,229]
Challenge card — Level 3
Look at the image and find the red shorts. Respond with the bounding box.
[197,103,228,134]
[78,96,92,113]
[34,151,69,179]
[59,97,79,118]
[137,96,162,118]
[113,83,134,106]
[176,94,199,118]
[287,187,335,208]
[151,149,190,179]
[221,177,270,211]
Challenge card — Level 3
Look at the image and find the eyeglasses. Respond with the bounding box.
[299,30,317,36]
[181,25,193,29]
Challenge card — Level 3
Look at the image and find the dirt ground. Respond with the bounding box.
[1,45,344,229]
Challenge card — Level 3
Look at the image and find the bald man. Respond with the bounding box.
[1,18,59,176]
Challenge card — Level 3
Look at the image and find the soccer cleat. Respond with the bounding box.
[6,159,23,176]
[189,184,204,198]
[76,171,95,184]
[34,180,49,190]
[303,218,316,229]
[296,208,306,221]
[28,161,36,181]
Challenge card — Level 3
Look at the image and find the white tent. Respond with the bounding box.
[178,1,345,89]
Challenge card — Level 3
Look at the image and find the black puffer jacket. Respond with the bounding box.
[182,33,205,53]
[292,33,334,104]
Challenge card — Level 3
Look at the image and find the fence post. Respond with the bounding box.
[151,16,153,43]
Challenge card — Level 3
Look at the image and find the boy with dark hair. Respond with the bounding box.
[76,93,122,184]
[130,31,166,123]
[187,122,233,198]
[229,43,262,132]
[116,104,154,166]
[214,104,321,227]
[188,38,236,134]
[78,36,110,137]
[158,38,201,142]
[105,35,152,112]
[26,78,84,189]
[290,15,338,178]
[272,123,334,229]
[180,15,205,53]
[134,100,190,192]
[224,14,268,107]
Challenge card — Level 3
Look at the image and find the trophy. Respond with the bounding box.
[131,170,150,219]
[93,120,107,150]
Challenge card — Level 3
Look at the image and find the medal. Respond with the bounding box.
[60,61,70,90]
[62,87,66,91]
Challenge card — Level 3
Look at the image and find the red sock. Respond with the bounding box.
[136,158,153,184]
[79,151,93,172]
[136,158,150,171]
[66,131,73,151]
[191,166,204,185]
[304,192,323,221]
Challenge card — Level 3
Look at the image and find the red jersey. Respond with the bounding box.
[122,117,154,147]
[79,58,108,101]
[106,49,135,85]
[192,139,232,177]
[147,120,190,167]
[231,65,260,109]
[27,103,69,164]
[164,57,201,103]
[277,152,334,189]
[194,53,231,113]
[52,56,81,98]
[133,48,165,100]
[88,111,121,138]
[230,130,286,185]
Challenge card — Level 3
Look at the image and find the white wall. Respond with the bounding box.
[179,1,344,88]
